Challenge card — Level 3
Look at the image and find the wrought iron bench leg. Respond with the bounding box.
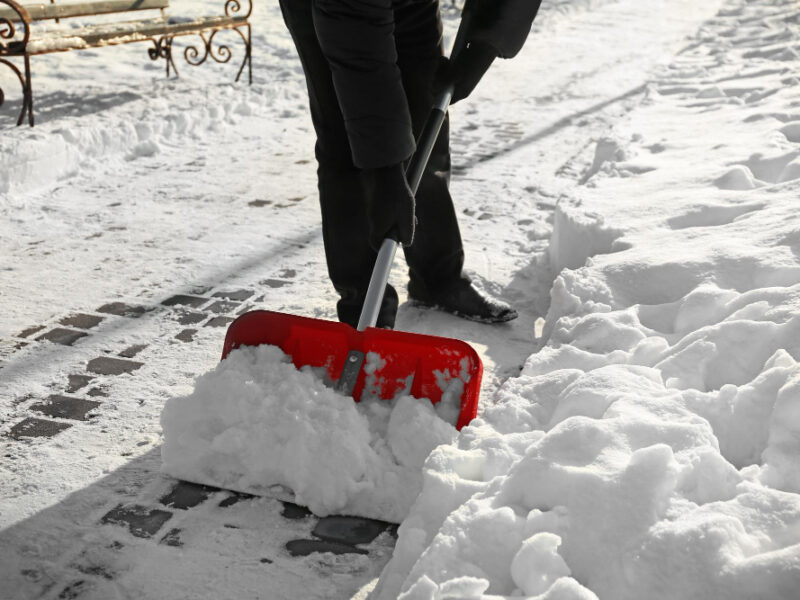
[23,53,33,126]
[150,37,179,79]
[234,23,252,84]
[165,37,178,78]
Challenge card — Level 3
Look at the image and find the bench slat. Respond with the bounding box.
[21,15,246,54]
[0,0,169,22]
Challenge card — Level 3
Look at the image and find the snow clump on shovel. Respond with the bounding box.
[161,344,458,522]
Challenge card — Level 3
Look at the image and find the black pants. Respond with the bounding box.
[278,0,465,328]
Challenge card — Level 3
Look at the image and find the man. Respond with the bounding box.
[279,0,542,328]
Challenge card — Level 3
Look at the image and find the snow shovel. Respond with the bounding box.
[222,86,483,430]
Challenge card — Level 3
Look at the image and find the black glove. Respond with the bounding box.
[436,40,498,104]
[363,163,416,251]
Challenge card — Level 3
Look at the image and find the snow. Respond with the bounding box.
[2,0,800,598]
[161,344,457,522]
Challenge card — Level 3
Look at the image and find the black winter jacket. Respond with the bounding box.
[313,0,542,169]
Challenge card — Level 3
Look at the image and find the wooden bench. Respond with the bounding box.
[0,0,252,126]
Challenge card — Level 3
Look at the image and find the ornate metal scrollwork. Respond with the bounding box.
[0,1,32,124]
[184,29,232,67]
[0,16,16,48]
[149,35,178,77]
[225,0,253,20]
[148,38,165,62]
[1,0,31,50]
[170,24,251,84]
[145,1,252,83]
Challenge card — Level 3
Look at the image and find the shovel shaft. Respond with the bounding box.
[357,237,399,331]
[357,86,454,331]
[405,86,453,195]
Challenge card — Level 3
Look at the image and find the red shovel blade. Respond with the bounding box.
[222,310,483,430]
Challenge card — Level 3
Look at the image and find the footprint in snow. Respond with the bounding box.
[744,150,800,183]
[714,165,762,190]
[667,202,764,230]
[779,121,800,143]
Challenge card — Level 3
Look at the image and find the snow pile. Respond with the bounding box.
[377,360,800,599]
[161,344,457,522]
[371,1,800,598]
[0,90,263,194]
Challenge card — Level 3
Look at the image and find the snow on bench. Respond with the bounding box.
[0,0,253,126]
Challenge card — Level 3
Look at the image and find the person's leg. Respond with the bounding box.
[278,0,398,328]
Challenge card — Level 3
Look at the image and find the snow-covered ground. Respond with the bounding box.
[2,0,800,598]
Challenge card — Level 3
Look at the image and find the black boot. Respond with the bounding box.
[408,277,518,323]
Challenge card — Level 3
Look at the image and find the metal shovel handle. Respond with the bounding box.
[356,86,454,331]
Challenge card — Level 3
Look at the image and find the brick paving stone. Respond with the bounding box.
[17,325,46,338]
[160,481,216,509]
[119,344,147,358]
[218,491,257,508]
[285,539,367,557]
[11,393,33,407]
[262,279,291,289]
[30,395,101,421]
[281,502,313,520]
[97,302,147,318]
[205,316,234,328]
[59,314,104,329]
[67,374,94,393]
[175,310,207,325]
[175,329,197,342]
[312,516,389,546]
[205,300,241,314]
[1,339,28,357]
[36,328,87,346]
[87,356,144,375]
[162,295,208,308]
[8,417,72,439]
[159,528,183,547]
[213,290,255,302]
[101,504,173,538]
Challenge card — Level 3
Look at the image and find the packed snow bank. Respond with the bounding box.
[376,358,800,599]
[161,344,458,522]
[0,88,265,194]
[372,1,800,598]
